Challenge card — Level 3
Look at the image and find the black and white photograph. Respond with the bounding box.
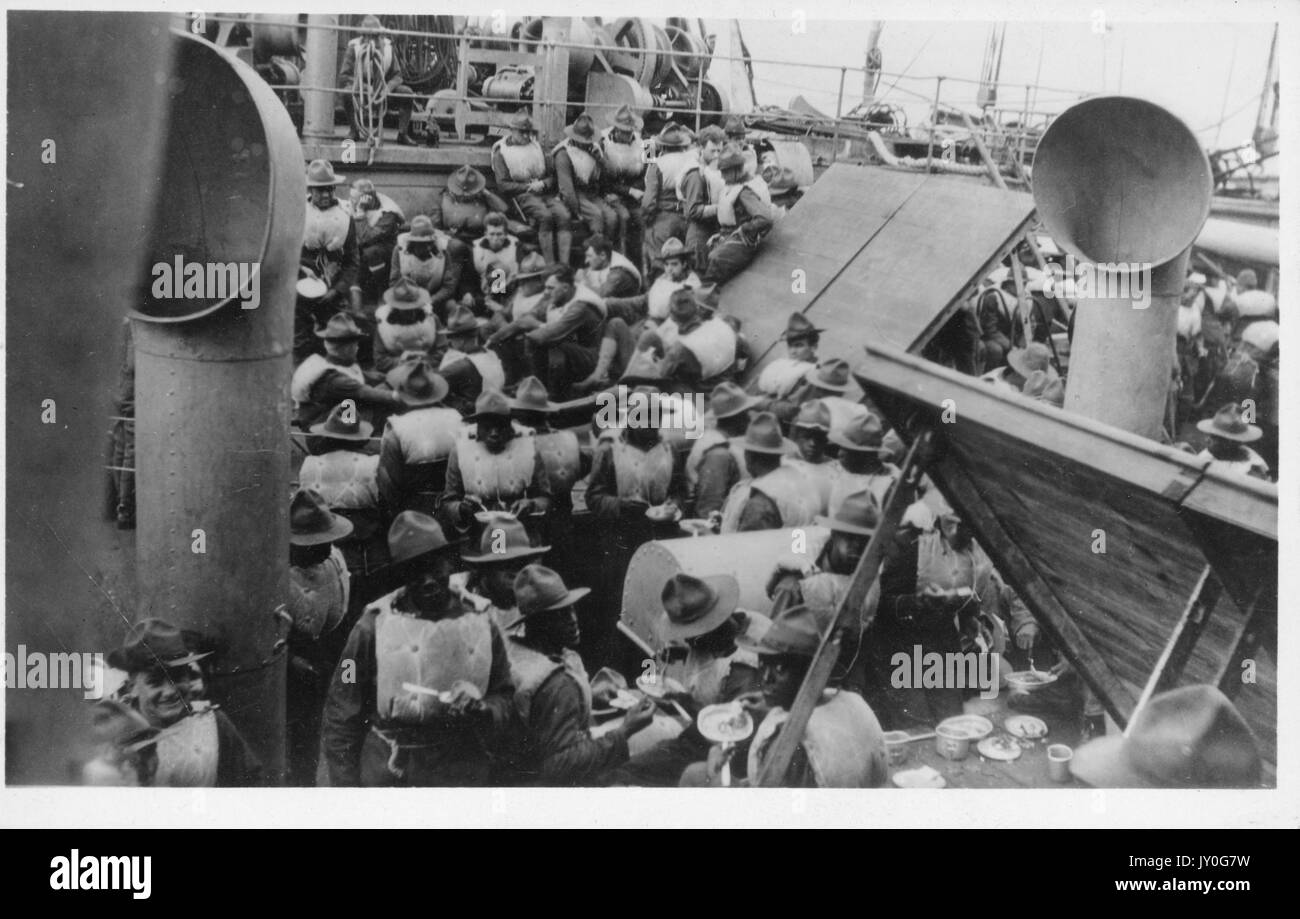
[2,0,1292,830]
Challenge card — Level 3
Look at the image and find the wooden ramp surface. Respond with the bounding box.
[724,163,1036,391]
[854,345,1278,764]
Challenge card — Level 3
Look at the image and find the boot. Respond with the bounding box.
[556,228,574,268]
[574,336,618,393]
[538,226,556,266]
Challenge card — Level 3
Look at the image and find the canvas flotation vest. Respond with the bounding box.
[299,451,380,510]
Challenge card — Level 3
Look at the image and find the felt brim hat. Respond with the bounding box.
[290,488,356,546]
[812,512,875,537]
[507,587,592,630]
[829,428,888,453]
[513,259,552,281]
[383,285,433,310]
[389,362,450,408]
[308,417,374,440]
[448,167,487,197]
[1197,416,1262,443]
[1006,347,1057,381]
[291,515,354,546]
[712,392,762,419]
[804,364,852,393]
[306,159,347,187]
[658,574,741,641]
[461,542,550,565]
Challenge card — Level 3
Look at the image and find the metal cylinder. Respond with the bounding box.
[133,30,302,779]
[621,528,831,647]
[1032,96,1212,439]
[302,14,339,141]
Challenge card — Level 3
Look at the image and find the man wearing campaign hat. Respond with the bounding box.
[433,164,514,246]
[651,286,738,390]
[376,360,461,516]
[371,276,443,374]
[348,177,406,304]
[756,313,822,404]
[510,376,583,564]
[299,400,387,618]
[827,413,900,512]
[525,264,609,399]
[388,214,464,323]
[321,512,516,786]
[437,300,507,415]
[441,389,552,534]
[603,575,765,786]
[1195,402,1270,480]
[502,564,657,785]
[453,511,550,636]
[686,381,766,518]
[770,356,870,437]
[603,237,702,335]
[600,104,647,259]
[981,341,1057,394]
[554,112,622,248]
[86,620,262,787]
[286,488,354,785]
[302,159,361,314]
[640,122,697,277]
[292,312,402,429]
[702,147,774,287]
[340,14,419,146]
[484,252,550,382]
[719,412,823,533]
[682,604,888,788]
[784,399,839,515]
[677,124,727,268]
[492,110,573,267]
[722,115,759,175]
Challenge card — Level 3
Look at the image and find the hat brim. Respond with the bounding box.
[1196,419,1262,443]
[461,543,551,565]
[713,395,763,420]
[308,421,374,440]
[1006,352,1058,381]
[510,398,561,414]
[513,267,551,281]
[780,327,825,340]
[315,328,364,341]
[564,125,597,143]
[306,176,348,187]
[448,179,487,197]
[659,576,741,641]
[812,515,876,538]
[291,514,355,546]
[829,430,888,453]
[742,436,798,456]
[509,586,592,628]
[396,388,449,409]
[109,649,213,672]
[384,289,433,310]
[804,368,851,393]
[1068,734,1157,788]
[446,318,491,336]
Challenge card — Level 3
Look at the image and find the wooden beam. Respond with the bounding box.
[1213,586,1271,698]
[930,455,1139,727]
[1125,565,1222,736]
[755,430,931,787]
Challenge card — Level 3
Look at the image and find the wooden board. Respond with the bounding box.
[725,163,1035,394]
[853,345,1278,762]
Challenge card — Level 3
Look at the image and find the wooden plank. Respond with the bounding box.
[755,432,931,787]
[930,455,1139,726]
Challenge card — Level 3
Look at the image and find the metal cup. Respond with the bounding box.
[1047,743,1073,782]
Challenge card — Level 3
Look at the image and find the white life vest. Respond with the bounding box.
[352,192,405,227]
[782,456,837,515]
[1198,447,1270,479]
[291,354,365,406]
[299,451,380,510]
[375,304,440,355]
[676,317,737,380]
[506,639,591,726]
[152,705,220,787]
[685,430,747,487]
[676,162,725,205]
[820,397,869,438]
[674,648,754,709]
[372,592,493,722]
[719,465,822,533]
[1177,303,1203,340]
[828,466,898,514]
[653,150,696,193]
[579,250,642,292]
[455,427,538,506]
[387,407,463,464]
[494,137,547,182]
[1240,319,1279,354]
[600,128,646,180]
[1234,289,1277,319]
[395,240,447,291]
[553,139,600,187]
[304,201,352,254]
[800,570,879,638]
[472,236,520,278]
[917,530,981,594]
[544,285,607,327]
[438,348,506,393]
[758,357,815,399]
[534,429,582,496]
[510,289,546,322]
[748,690,887,788]
[646,272,700,321]
[611,439,674,505]
[289,547,351,642]
[716,176,772,228]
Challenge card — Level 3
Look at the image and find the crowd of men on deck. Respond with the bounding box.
[88,98,1270,790]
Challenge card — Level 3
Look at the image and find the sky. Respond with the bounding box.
[715,17,1277,159]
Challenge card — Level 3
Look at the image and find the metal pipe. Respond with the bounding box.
[132,30,302,779]
[926,76,943,173]
[302,14,339,141]
[1033,96,1212,440]
[830,67,846,165]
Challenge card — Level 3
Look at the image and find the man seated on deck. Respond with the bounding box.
[685,382,765,519]
[576,233,642,300]
[492,111,572,268]
[599,105,647,261]
[701,149,774,288]
[681,604,889,788]
[339,15,418,146]
[292,313,400,430]
[376,360,461,517]
[678,125,726,268]
[768,357,867,436]
[509,376,584,571]
[603,237,701,336]
[471,212,522,290]
[756,313,821,406]
[438,302,507,416]
[641,286,738,393]
[827,413,900,512]
[321,512,515,786]
[523,265,608,401]
[302,160,361,315]
[453,511,550,636]
[484,253,550,384]
[718,412,823,534]
[602,575,764,787]
[783,400,839,515]
[501,565,658,786]
[1195,403,1271,480]
[371,277,444,375]
[388,215,464,325]
[554,113,622,249]
[432,165,517,248]
[640,123,696,279]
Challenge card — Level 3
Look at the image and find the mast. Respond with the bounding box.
[863,21,883,105]
[1254,23,1279,158]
